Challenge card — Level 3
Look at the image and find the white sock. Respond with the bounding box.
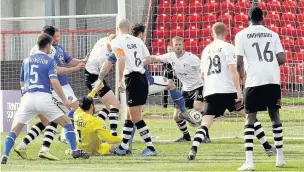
[18,142,27,149]
[245,151,253,164]
[276,148,284,161]
[40,146,50,153]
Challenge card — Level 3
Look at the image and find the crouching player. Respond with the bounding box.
[66,81,122,156]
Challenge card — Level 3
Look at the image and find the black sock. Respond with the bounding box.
[21,122,46,148]
[97,108,109,121]
[135,120,155,152]
[41,122,57,152]
[254,119,271,150]
[191,125,208,152]
[176,120,190,138]
[109,108,119,136]
[119,120,134,150]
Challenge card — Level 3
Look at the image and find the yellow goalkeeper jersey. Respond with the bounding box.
[74,91,122,155]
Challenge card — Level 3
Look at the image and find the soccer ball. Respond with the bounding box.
[189,110,202,126]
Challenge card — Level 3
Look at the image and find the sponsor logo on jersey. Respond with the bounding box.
[128,99,132,104]
[59,55,65,65]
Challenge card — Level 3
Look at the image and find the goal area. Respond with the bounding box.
[0,0,303,141]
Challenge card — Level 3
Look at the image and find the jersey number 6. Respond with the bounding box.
[134,51,142,67]
[252,42,274,62]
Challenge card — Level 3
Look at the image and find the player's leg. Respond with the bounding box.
[1,94,37,164]
[40,94,89,159]
[233,109,274,156]
[238,86,266,171]
[100,81,120,136]
[266,84,284,167]
[118,109,134,153]
[15,114,48,157]
[173,108,191,142]
[188,94,224,160]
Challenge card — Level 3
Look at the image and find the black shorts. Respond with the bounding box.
[244,84,281,113]
[125,72,149,107]
[182,86,204,109]
[84,69,112,97]
[202,93,243,118]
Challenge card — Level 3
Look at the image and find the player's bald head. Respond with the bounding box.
[118,18,131,33]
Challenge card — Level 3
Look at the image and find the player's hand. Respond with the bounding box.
[118,81,125,93]
[76,62,85,70]
[92,80,104,93]
[63,99,72,109]
[236,90,243,104]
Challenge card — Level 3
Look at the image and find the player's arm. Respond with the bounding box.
[56,66,83,74]
[98,53,115,81]
[227,46,242,101]
[49,60,70,107]
[116,49,126,88]
[143,54,168,65]
[235,33,245,80]
[275,35,286,66]
[200,49,207,81]
[94,120,122,144]
[20,62,25,94]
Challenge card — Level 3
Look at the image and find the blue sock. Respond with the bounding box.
[3,132,16,156]
[64,124,77,151]
[67,110,75,119]
[128,126,136,144]
[169,88,186,112]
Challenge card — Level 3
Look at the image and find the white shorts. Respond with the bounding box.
[148,76,169,95]
[12,92,64,128]
[52,84,78,103]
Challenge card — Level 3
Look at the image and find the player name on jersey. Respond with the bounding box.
[247,32,272,39]
[127,44,137,49]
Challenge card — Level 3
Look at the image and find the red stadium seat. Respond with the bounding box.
[296,26,304,38]
[186,23,201,30]
[266,1,281,13]
[152,39,167,48]
[282,0,297,13]
[294,53,304,63]
[218,13,234,26]
[172,14,186,23]
[156,24,169,30]
[295,63,304,75]
[185,27,201,38]
[268,26,280,33]
[257,2,267,11]
[235,14,247,26]
[202,13,217,24]
[232,25,246,39]
[284,51,293,61]
[205,0,221,3]
[220,2,234,13]
[170,28,184,37]
[280,65,292,75]
[204,2,219,14]
[297,14,304,29]
[158,3,172,15]
[281,36,294,49]
[156,14,171,24]
[235,1,250,15]
[187,13,202,23]
[159,0,173,4]
[294,75,304,84]
[281,26,296,37]
[201,27,212,38]
[263,12,280,27]
[172,3,188,14]
[153,30,169,39]
[189,0,203,3]
[171,23,185,30]
[176,0,189,4]
[295,38,304,52]
[185,39,198,54]
[281,13,296,28]
[189,2,203,14]
[298,1,304,14]
[199,37,212,48]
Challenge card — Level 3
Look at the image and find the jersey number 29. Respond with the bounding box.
[30,65,38,84]
[207,55,221,76]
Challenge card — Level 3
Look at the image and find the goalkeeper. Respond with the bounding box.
[66,81,122,156]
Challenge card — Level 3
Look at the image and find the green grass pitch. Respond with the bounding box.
[1,97,304,171]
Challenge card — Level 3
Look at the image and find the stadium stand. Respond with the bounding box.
[152,0,304,96]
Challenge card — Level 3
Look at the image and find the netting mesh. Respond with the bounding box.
[0,15,117,97]
[126,0,303,141]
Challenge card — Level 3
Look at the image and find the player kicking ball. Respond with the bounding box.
[1,34,89,164]
[65,81,122,156]
[99,23,191,142]
[187,22,276,162]
[143,36,207,142]
[14,26,86,161]
[84,34,121,136]
[236,7,286,171]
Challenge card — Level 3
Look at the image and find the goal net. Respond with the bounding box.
[0,14,117,100]
[125,0,304,141]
